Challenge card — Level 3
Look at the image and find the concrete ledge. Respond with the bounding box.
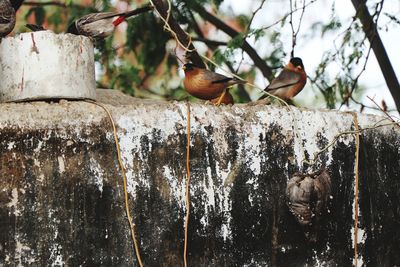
[0,89,399,265]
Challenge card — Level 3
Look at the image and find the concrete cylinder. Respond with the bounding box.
[0,31,96,102]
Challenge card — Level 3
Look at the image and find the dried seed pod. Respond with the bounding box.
[286,169,331,241]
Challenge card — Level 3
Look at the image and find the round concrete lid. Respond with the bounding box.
[0,31,96,102]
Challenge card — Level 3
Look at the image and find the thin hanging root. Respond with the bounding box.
[183,102,191,267]
[215,89,227,106]
[352,112,360,267]
[85,100,144,267]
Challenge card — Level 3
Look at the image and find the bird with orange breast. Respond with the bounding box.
[182,63,245,105]
[263,57,307,102]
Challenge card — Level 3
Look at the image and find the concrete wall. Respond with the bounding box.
[0,90,399,266]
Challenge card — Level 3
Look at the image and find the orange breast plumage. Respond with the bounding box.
[184,70,228,100]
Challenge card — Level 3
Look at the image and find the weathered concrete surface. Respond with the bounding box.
[0,32,96,102]
[0,89,399,266]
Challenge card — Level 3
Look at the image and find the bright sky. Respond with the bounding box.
[219,0,400,116]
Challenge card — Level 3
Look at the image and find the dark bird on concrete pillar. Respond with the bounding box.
[0,0,16,38]
[67,5,152,39]
[10,0,24,11]
[182,63,246,104]
[264,57,307,101]
[286,169,331,242]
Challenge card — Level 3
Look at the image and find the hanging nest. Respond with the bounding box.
[286,169,332,241]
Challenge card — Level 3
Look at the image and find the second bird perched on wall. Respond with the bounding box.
[67,5,152,39]
[264,57,307,101]
[182,63,246,104]
[0,0,16,38]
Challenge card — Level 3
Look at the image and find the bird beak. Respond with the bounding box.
[297,66,303,70]
[182,65,186,70]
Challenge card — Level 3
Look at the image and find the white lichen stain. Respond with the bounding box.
[117,103,187,198]
[7,141,15,150]
[57,156,65,173]
[33,158,41,168]
[245,176,260,206]
[162,166,185,208]
[244,124,264,176]
[15,240,34,267]
[255,108,357,167]
[33,140,44,153]
[351,134,366,267]
[214,162,234,242]
[89,158,105,193]
[351,217,366,267]
[311,241,334,266]
[7,188,21,216]
[49,242,64,267]
[66,140,74,146]
[197,166,217,226]
[115,104,390,246]
[37,174,45,183]
[204,167,216,208]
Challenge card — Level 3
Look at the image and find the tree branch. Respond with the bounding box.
[22,1,67,8]
[236,0,266,73]
[351,0,400,111]
[192,37,227,47]
[188,2,274,81]
[150,0,206,68]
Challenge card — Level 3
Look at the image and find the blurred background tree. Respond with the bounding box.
[11,0,400,114]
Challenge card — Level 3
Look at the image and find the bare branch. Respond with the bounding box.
[259,0,317,32]
[192,37,227,47]
[246,0,267,33]
[23,1,67,7]
[151,0,206,68]
[289,0,295,58]
[339,44,373,109]
[236,0,266,73]
[289,0,307,57]
[367,96,400,128]
[351,0,400,111]
[188,1,274,81]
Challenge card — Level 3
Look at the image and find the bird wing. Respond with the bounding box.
[211,77,233,84]
[265,68,302,91]
[79,12,121,25]
[202,70,232,84]
[207,70,246,85]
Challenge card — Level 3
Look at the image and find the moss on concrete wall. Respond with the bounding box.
[0,90,399,266]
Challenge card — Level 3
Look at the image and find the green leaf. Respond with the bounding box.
[227,33,245,49]
[321,19,342,37]
[125,13,170,73]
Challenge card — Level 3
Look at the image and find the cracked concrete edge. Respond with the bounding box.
[0,89,396,134]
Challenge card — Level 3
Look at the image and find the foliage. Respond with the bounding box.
[14,0,396,111]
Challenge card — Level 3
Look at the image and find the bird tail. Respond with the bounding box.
[113,5,153,26]
[228,77,247,86]
[26,24,46,32]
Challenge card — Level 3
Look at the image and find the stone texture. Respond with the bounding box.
[0,32,96,102]
[0,89,399,266]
